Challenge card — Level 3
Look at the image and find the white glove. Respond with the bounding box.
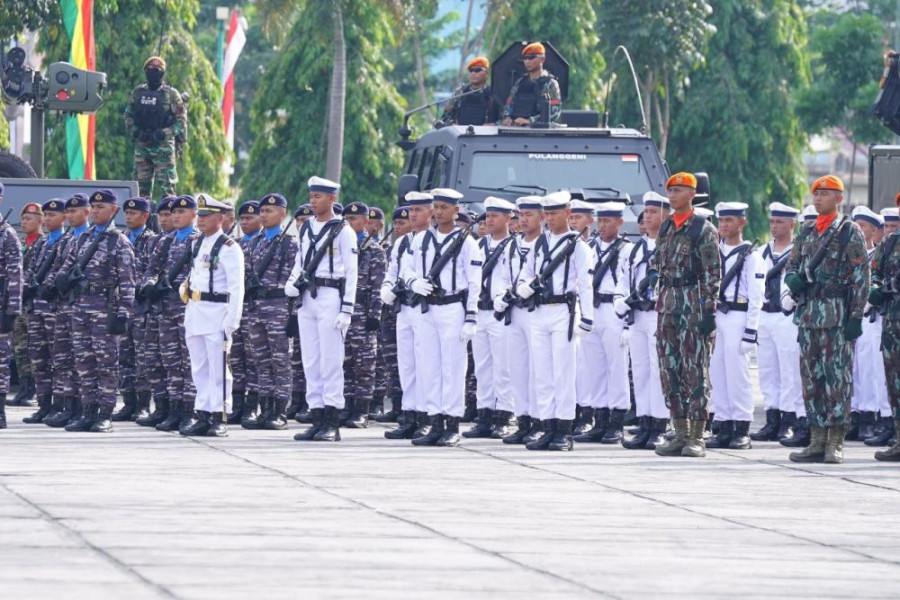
[780,291,796,312]
[333,311,352,334]
[516,279,536,299]
[179,280,189,303]
[740,341,755,356]
[493,294,509,313]
[619,328,631,348]
[460,321,477,342]
[380,283,397,305]
[410,278,434,297]
[574,318,592,339]
[864,301,872,315]
[613,296,630,318]
[285,280,300,298]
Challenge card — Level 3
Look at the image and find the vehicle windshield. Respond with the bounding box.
[468,152,653,201]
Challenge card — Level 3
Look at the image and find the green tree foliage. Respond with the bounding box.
[667,0,811,237]
[0,118,8,152]
[242,1,405,211]
[0,1,59,41]
[38,0,227,195]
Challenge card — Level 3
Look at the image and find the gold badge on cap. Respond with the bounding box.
[94,193,102,201]
[248,206,255,213]
[199,197,207,207]
[179,199,187,206]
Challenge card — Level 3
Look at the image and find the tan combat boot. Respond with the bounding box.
[655,418,688,456]
[789,425,826,463]
[875,420,900,461]
[824,425,846,464]
[681,419,707,457]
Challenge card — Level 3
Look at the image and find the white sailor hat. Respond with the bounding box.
[852,205,884,228]
[516,195,543,210]
[595,202,625,218]
[715,201,749,217]
[801,205,817,221]
[642,191,669,208]
[308,176,340,194]
[196,193,231,215]
[695,206,714,218]
[483,196,516,213]
[769,201,799,219]
[569,199,595,215]
[541,191,571,211]
[880,207,900,223]
[404,191,433,206]
[430,188,464,205]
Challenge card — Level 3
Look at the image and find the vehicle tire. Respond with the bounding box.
[0,151,36,179]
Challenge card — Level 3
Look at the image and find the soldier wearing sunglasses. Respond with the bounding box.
[437,57,500,127]
[502,42,561,127]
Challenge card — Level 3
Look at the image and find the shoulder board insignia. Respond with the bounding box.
[224,238,235,246]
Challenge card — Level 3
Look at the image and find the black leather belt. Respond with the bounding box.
[542,293,573,305]
[717,301,748,313]
[261,288,286,299]
[81,283,110,296]
[188,288,229,303]
[762,304,782,313]
[312,277,343,290]
[594,293,616,304]
[660,274,698,287]
[477,299,493,311]
[432,292,465,306]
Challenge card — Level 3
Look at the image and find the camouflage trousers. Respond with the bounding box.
[799,325,853,428]
[229,308,253,393]
[344,320,377,402]
[0,332,11,396]
[52,309,79,397]
[143,312,167,398]
[881,319,900,420]
[246,299,291,399]
[657,312,713,421]
[158,303,194,404]
[291,336,305,395]
[118,319,137,392]
[72,303,119,407]
[26,311,55,397]
[133,140,177,199]
[13,313,30,376]
[375,306,400,400]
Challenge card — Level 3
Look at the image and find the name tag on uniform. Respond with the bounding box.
[471,260,482,266]
[755,273,764,279]
[351,248,359,254]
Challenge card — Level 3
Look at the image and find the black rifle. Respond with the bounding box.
[153,234,196,306]
[23,237,61,304]
[56,219,117,299]
[411,223,473,314]
[388,235,413,315]
[245,220,296,306]
[717,239,759,314]
[292,219,346,306]
[477,236,515,308]
[622,246,658,326]
[793,223,843,309]
[523,227,589,311]
[763,250,791,313]
[591,237,626,308]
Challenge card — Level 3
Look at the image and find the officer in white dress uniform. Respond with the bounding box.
[181,195,245,437]
[286,176,358,443]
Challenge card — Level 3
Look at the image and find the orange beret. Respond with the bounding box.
[522,42,545,56]
[143,56,166,71]
[666,172,697,190]
[895,192,900,206]
[467,56,489,70]
[21,203,42,217]
[810,175,844,194]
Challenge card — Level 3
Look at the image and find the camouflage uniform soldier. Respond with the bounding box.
[783,175,869,464]
[10,203,43,407]
[0,183,23,429]
[22,200,67,424]
[342,202,386,428]
[42,194,91,428]
[229,200,261,424]
[650,173,721,458]
[57,189,136,433]
[437,57,500,127]
[124,56,187,200]
[502,42,561,126]
[241,194,297,430]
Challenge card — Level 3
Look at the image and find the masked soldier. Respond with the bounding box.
[230,201,261,425]
[437,57,500,127]
[502,42,561,127]
[124,56,187,200]
[783,175,869,464]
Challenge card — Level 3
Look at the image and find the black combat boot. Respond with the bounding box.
[549,419,574,451]
[63,398,83,428]
[461,398,477,423]
[177,401,197,432]
[46,397,78,428]
[132,391,152,422]
[181,411,211,436]
[776,411,795,440]
[729,420,752,449]
[206,412,228,437]
[155,399,183,432]
[285,392,301,421]
[42,395,66,425]
[780,417,810,447]
[601,409,626,444]
[313,406,342,441]
[844,411,860,441]
[705,420,734,448]
[645,418,670,450]
[0,401,6,429]
[375,393,401,423]
[622,416,651,449]
[264,398,289,430]
[111,391,137,421]
[574,406,594,435]
[437,416,461,447]
[574,408,609,443]
[522,419,545,445]
[66,403,98,432]
[23,394,53,424]
[502,416,533,445]
[294,408,324,441]
[241,392,264,430]
[858,411,877,441]
[411,414,445,446]
[90,404,114,433]
[413,411,431,439]
[137,394,168,427]
[623,400,638,427]
[227,389,245,424]
[294,391,312,423]
[750,409,780,441]
[490,410,514,439]
[865,417,896,446]
[367,393,385,418]
[384,410,419,439]
[257,397,273,428]
[11,375,36,406]
[463,408,494,438]
[344,398,369,429]
[526,419,557,451]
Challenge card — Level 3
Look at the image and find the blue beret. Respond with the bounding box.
[344,202,368,216]
[392,207,409,220]
[476,213,486,222]
[42,198,67,213]
[456,212,474,226]
[123,197,151,213]
[369,207,385,220]
[157,197,176,213]
[259,193,287,208]
[66,193,89,209]
[294,204,313,218]
[173,195,197,210]
[333,202,344,215]
[89,189,118,205]
[239,201,260,216]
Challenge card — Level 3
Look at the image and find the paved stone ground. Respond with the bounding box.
[2,367,900,599]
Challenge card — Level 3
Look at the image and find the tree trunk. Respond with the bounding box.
[325,0,346,184]
[847,139,857,205]
[641,71,654,137]
[457,0,475,81]
[412,3,429,107]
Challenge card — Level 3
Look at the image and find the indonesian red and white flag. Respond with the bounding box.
[222,9,246,173]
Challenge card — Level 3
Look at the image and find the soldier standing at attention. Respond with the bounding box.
[651,173,721,458]
[365,207,385,243]
[437,57,500,127]
[58,190,135,433]
[124,56,187,200]
[784,175,868,464]
[11,203,43,408]
[229,201,260,425]
[0,183,22,428]
[502,43,561,126]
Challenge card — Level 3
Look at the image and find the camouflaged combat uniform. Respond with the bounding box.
[869,230,900,460]
[119,228,159,408]
[504,70,561,124]
[124,83,186,199]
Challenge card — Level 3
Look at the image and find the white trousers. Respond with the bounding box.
[396,305,419,412]
[473,310,513,412]
[297,287,345,410]
[852,314,887,413]
[757,311,804,416]
[576,303,629,410]
[507,307,535,417]
[186,331,232,413]
[629,310,667,419]
[413,303,466,416]
[530,304,576,420]
[709,310,753,422]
